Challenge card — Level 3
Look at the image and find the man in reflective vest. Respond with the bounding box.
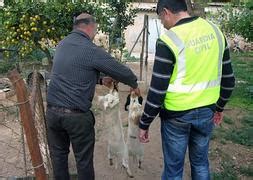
[139,0,235,179]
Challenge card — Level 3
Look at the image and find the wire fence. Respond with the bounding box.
[0,70,52,179]
[0,99,33,178]
[0,69,112,179]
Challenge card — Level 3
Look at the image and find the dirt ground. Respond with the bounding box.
[0,62,252,179]
[73,62,252,180]
[64,62,187,180]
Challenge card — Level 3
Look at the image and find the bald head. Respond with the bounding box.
[74,13,97,40]
[74,13,96,29]
[76,13,93,20]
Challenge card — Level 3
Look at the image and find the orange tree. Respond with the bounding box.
[0,1,136,66]
[0,0,136,65]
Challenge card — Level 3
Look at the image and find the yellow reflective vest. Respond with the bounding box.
[160,17,225,111]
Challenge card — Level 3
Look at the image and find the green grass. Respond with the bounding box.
[223,116,234,125]
[224,127,253,146]
[225,114,253,146]
[211,147,253,179]
[212,167,237,180]
[242,114,253,126]
[228,52,253,111]
[211,52,253,179]
[212,113,253,146]
[211,150,238,180]
[211,126,226,140]
[239,165,253,177]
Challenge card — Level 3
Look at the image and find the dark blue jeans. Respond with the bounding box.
[161,108,214,180]
[46,108,95,180]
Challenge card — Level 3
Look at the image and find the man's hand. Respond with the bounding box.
[213,111,224,125]
[130,87,141,97]
[102,77,113,88]
[139,129,150,143]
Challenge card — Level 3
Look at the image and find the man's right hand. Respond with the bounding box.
[102,77,113,88]
[130,87,141,97]
[139,129,150,143]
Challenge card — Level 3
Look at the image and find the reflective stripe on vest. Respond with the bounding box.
[160,18,225,111]
[165,21,224,93]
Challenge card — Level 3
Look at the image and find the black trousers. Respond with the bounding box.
[46,108,95,180]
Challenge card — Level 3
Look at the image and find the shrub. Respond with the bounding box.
[0,1,136,64]
[0,61,16,74]
[208,4,253,41]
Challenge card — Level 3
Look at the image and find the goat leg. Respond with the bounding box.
[122,164,134,178]
[138,160,142,169]
[107,145,113,166]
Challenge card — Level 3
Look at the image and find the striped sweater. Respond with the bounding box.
[139,17,235,130]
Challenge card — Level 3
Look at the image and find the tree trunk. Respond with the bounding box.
[43,48,53,71]
[186,0,194,16]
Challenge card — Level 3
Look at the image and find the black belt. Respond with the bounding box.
[47,105,84,114]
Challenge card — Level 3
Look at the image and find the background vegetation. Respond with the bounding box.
[207,1,253,41]
[0,0,136,72]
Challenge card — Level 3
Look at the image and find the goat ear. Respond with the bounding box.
[113,81,119,91]
[124,94,131,111]
[138,96,143,105]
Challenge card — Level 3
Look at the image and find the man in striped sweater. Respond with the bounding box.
[139,0,235,179]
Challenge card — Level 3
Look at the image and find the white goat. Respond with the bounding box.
[125,92,144,169]
[98,86,133,178]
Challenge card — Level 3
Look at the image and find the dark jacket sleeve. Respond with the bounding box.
[139,39,175,130]
[216,39,235,111]
[97,73,105,85]
[92,47,138,88]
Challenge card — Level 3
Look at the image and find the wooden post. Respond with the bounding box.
[36,72,54,178]
[140,15,147,81]
[30,71,38,119]
[145,15,149,92]
[30,70,53,178]
[128,28,145,57]
[8,69,47,180]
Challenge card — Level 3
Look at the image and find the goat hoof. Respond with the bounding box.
[126,169,134,178]
[109,159,113,166]
[138,161,143,169]
[138,165,144,170]
[122,165,134,178]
